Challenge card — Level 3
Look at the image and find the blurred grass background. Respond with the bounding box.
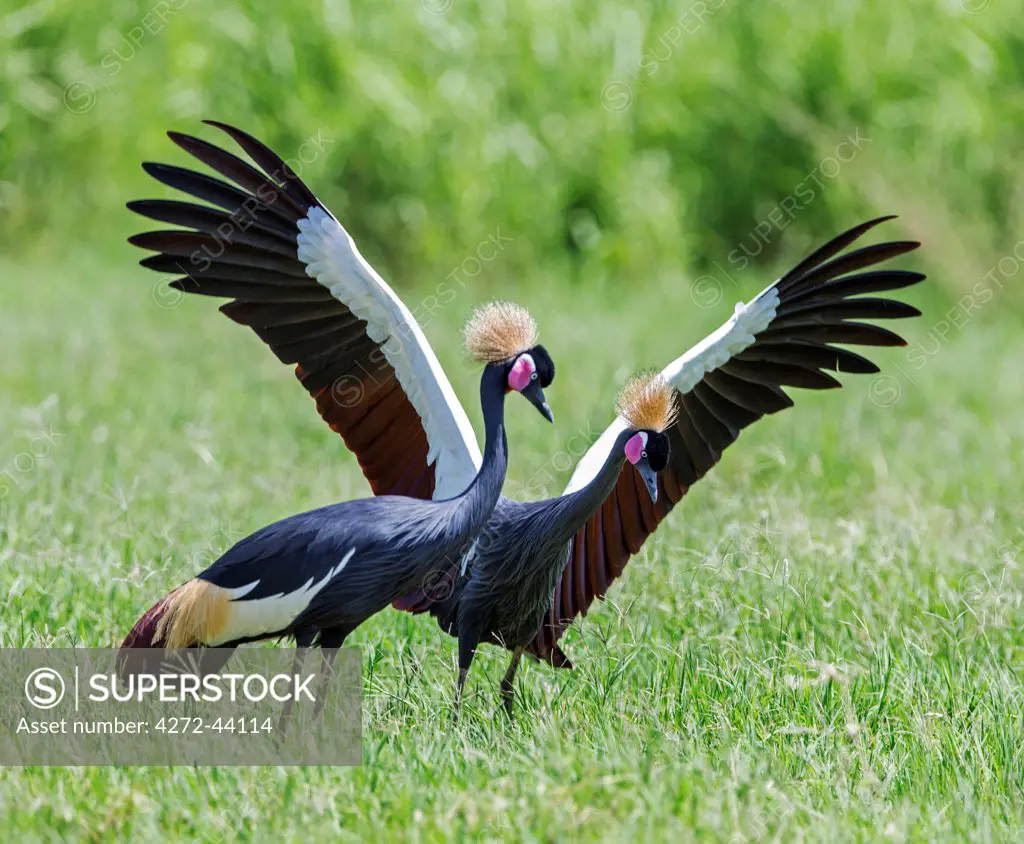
[3,0,1023,297]
[3,0,1024,840]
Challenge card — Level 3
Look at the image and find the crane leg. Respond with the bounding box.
[277,630,316,734]
[453,629,480,723]
[500,647,524,719]
[312,625,351,721]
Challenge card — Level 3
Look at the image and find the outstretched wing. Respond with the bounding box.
[529,217,924,665]
[128,121,480,500]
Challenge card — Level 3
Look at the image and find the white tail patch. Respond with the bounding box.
[204,548,356,646]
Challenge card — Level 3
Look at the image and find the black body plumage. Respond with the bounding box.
[122,363,525,654]
[434,432,631,652]
[414,430,632,716]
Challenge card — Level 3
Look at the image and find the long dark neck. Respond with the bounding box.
[451,365,508,534]
[545,429,633,545]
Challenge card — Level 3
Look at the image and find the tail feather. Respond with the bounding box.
[121,593,177,649]
[526,641,575,669]
[391,590,434,614]
[549,645,574,669]
[119,580,238,683]
[121,579,229,649]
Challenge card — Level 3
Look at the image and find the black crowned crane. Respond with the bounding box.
[441,370,680,714]
[120,301,556,688]
[125,122,923,713]
[409,217,924,715]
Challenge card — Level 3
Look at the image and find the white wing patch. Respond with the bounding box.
[209,548,356,645]
[661,285,780,393]
[564,285,780,495]
[296,207,481,500]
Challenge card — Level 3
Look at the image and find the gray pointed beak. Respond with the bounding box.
[522,380,554,423]
[637,462,659,503]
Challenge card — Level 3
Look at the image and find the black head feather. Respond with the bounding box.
[641,430,671,472]
[527,344,555,388]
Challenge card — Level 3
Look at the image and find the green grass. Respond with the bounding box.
[1,234,1023,840]
[4,0,1024,837]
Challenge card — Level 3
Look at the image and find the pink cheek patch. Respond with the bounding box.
[508,356,534,392]
[625,433,645,465]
